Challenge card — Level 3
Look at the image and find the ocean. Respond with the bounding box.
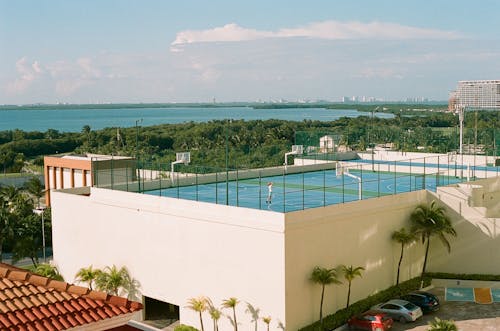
[0,106,394,132]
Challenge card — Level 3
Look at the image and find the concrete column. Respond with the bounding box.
[59,167,64,189]
[44,165,51,206]
[70,168,75,188]
[52,167,57,189]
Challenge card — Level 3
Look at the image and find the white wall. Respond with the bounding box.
[283,191,429,330]
[51,188,286,331]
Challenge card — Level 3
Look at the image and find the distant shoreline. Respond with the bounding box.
[0,101,447,112]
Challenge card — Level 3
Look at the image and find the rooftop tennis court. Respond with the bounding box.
[146,167,462,213]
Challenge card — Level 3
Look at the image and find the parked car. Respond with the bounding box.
[400,291,440,313]
[371,299,423,323]
[347,310,394,330]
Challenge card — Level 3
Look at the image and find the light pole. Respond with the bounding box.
[33,207,46,262]
[225,119,230,205]
[135,119,143,192]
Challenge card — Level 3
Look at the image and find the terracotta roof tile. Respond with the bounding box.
[108,295,128,307]
[66,284,89,296]
[49,316,64,330]
[8,270,29,282]
[0,266,9,277]
[86,289,108,301]
[15,310,29,324]
[29,294,43,307]
[54,302,67,315]
[36,293,50,305]
[7,311,21,325]
[0,291,8,301]
[0,314,13,328]
[21,296,34,309]
[57,315,71,329]
[44,291,59,304]
[0,301,10,313]
[0,263,142,330]
[46,280,67,292]
[3,278,15,288]
[23,309,37,322]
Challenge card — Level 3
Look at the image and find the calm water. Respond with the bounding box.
[0,106,393,132]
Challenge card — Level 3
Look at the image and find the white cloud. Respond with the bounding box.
[171,20,461,49]
[7,57,43,93]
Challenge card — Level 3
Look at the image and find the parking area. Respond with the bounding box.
[391,287,500,330]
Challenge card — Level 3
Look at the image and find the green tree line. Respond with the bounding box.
[0,110,498,173]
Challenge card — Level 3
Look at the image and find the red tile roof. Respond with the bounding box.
[0,263,142,331]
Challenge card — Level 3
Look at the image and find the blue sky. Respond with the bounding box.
[1,0,500,104]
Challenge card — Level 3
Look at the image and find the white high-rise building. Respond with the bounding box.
[455,80,500,110]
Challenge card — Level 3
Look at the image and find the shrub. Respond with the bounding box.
[298,276,431,331]
[426,272,500,282]
[174,325,199,331]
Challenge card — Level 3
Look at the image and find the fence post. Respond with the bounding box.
[259,170,262,210]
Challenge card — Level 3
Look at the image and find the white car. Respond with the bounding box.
[371,299,423,323]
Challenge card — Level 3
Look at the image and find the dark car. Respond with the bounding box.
[400,291,440,313]
[347,310,394,330]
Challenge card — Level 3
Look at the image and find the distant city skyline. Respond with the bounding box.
[1,0,500,104]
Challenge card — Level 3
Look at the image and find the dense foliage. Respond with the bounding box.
[0,179,51,265]
[299,276,432,331]
[0,108,498,173]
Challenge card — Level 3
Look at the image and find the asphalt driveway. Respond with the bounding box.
[390,287,500,331]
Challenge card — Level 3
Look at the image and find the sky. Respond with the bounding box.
[1,0,500,104]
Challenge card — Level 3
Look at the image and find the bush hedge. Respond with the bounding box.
[174,325,199,331]
[298,276,431,331]
[426,272,500,282]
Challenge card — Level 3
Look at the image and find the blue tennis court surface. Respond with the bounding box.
[445,288,475,302]
[491,289,500,302]
[146,169,462,212]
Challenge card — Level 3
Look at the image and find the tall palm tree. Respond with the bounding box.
[410,200,457,286]
[187,296,207,331]
[0,197,15,262]
[222,297,240,331]
[207,301,222,331]
[391,227,417,286]
[310,266,342,330]
[340,265,365,308]
[24,176,44,208]
[245,302,260,331]
[427,317,458,331]
[75,265,99,290]
[262,316,272,331]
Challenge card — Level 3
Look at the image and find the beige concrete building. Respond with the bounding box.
[49,155,500,330]
[44,154,135,206]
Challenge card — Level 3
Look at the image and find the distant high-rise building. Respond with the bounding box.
[454,80,500,110]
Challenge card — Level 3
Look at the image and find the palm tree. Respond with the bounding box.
[187,296,207,331]
[410,200,457,286]
[262,316,272,331]
[222,297,240,331]
[75,265,99,290]
[207,303,222,331]
[391,227,417,286]
[94,265,132,296]
[427,317,458,331]
[310,266,342,330]
[245,302,260,331]
[340,265,365,308]
[24,176,44,208]
[0,197,15,262]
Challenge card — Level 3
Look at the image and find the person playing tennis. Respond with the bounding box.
[266,182,273,204]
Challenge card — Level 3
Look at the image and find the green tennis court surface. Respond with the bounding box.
[146,169,462,212]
